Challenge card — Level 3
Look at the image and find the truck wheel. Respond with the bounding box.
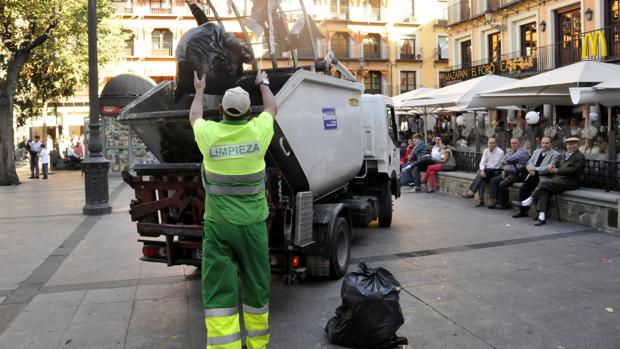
[378,182,393,227]
[328,217,351,279]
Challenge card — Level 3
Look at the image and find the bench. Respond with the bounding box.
[434,171,620,232]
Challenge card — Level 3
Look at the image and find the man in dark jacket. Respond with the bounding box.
[512,137,585,226]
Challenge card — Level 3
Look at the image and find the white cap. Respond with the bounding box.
[222,87,250,117]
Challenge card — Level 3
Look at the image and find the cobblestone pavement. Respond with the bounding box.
[1,168,619,349]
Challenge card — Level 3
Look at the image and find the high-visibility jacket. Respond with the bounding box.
[193,112,274,225]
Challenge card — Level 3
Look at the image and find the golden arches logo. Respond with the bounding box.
[582,31,608,59]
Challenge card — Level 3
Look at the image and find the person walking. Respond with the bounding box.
[27,135,42,178]
[40,144,49,179]
[513,137,585,226]
[190,70,277,349]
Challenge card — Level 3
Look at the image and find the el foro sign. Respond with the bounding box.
[445,56,536,83]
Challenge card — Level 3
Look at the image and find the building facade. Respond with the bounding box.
[444,0,619,84]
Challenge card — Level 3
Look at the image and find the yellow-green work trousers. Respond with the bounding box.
[202,221,271,349]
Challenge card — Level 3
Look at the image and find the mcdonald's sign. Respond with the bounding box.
[582,31,608,60]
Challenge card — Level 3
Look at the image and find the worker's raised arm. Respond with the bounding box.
[255,70,277,117]
[189,71,206,127]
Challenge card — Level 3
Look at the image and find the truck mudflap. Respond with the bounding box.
[305,203,352,278]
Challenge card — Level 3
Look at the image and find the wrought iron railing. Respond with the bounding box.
[149,1,173,14]
[453,151,620,192]
[111,0,133,14]
[151,42,173,56]
[328,6,348,19]
[363,44,388,60]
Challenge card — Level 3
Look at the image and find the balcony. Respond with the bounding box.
[487,0,521,10]
[328,6,348,20]
[447,0,521,25]
[111,0,133,14]
[121,46,134,57]
[330,44,358,60]
[398,47,423,61]
[149,1,173,15]
[151,42,173,57]
[362,44,388,60]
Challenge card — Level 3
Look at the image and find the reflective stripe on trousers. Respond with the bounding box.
[243,304,270,349]
[205,307,242,349]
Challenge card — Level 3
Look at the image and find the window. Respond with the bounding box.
[399,0,415,20]
[460,40,472,68]
[438,36,448,60]
[329,0,348,18]
[520,22,537,57]
[438,71,447,88]
[556,5,581,67]
[606,0,620,57]
[399,36,416,59]
[365,0,381,21]
[331,32,350,58]
[400,71,416,93]
[151,29,173,56]
[386,106,398,146]
[122,30,134,56]
[149,0,172,14]
[363,33,382,59]
[364,71,382,94]
[488,32,501,62]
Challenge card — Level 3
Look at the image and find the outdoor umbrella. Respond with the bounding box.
[465,61,620,109]
[569,80,620,107]
[392,87,435,109]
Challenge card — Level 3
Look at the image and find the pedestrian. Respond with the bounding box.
[40,144,49,179]
[17,136,27,161]
[190,70,277,349]
[487,137,529,209]
[27,135,42,178]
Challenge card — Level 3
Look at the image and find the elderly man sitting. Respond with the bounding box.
[513,137,585,226]
[488,137,529,209]
[462,137,504,207]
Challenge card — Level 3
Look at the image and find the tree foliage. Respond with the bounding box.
[1,0,125,126]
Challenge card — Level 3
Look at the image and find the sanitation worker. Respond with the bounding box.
[190,69,277,349]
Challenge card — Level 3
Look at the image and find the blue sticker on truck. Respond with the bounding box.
[322,108,337,130]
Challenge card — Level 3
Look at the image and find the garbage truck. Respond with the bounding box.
[119,0,400,282]
[119,68,400,281]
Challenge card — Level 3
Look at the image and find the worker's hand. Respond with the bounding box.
[480,170,486,178]
[529,169,535,176]
[255,69,268,86]
[194,71,206,93]
[501,170,506,179]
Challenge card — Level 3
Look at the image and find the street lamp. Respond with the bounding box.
[83,0,112,216]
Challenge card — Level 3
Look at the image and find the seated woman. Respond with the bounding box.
[421,137,456,193]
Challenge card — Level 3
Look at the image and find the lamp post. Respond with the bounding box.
[83,0,112,216]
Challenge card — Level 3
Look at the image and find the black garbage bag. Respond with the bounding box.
[175,22,251,100]
[325,262,408,349]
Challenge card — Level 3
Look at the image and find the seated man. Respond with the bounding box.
[512,137,560,219]
[410,136,441,192]
[513,137,585,226]
[488,137,529,209]
[462,137,504,207]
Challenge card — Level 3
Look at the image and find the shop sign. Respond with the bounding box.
[582,31,608,59]
[445,55,536,83]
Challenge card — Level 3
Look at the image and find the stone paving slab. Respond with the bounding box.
[1,170,620,349]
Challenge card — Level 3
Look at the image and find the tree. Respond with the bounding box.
[0,0,123,185]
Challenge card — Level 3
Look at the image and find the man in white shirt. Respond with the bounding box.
[462,137,504,206]
[27,135,42,179]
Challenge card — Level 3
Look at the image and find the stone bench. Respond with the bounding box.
[435,171,620,232]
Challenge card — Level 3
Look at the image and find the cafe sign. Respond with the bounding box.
[445,55,536,82]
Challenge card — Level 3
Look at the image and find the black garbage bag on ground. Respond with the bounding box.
[175,22,251,101]
[325,262,408,349]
